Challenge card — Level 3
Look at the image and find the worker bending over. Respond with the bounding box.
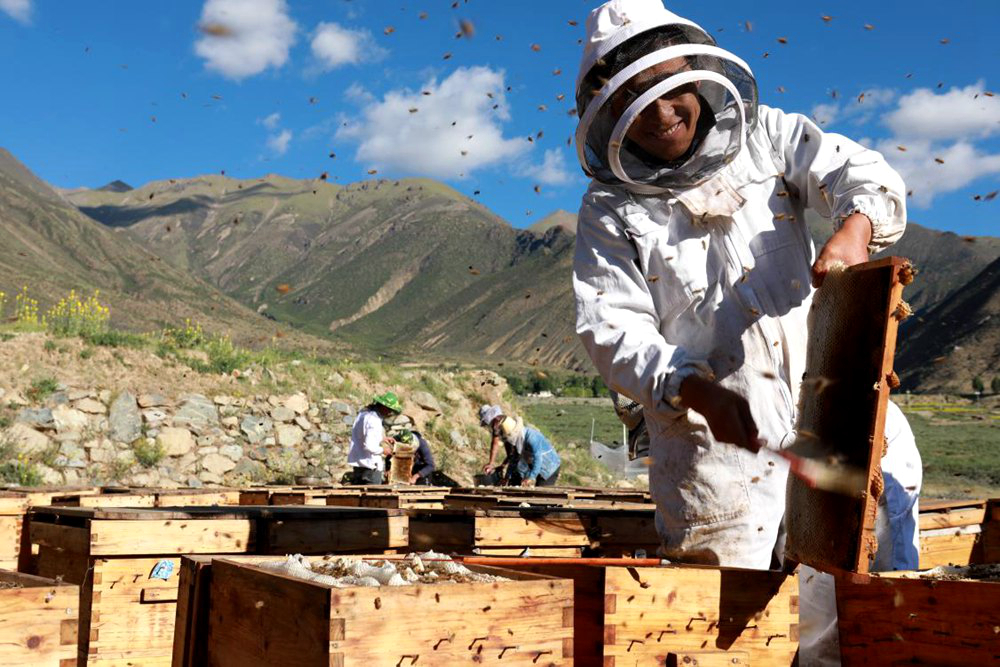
[479,405,562,487]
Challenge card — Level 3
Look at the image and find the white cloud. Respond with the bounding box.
[877,138,1000,207]
[194,0,297,81]
[872,83,1000,206]
[336,66,529,179]
[526,149,574,186]
[266,129,293,155]
[0,0,31,23]
[310,22,385,71]
[812,82,1000,206]
[810,88,896,127]
[261,112,281,130]
[884,82,1000,141]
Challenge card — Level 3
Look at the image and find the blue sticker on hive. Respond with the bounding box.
[150,560,174,581]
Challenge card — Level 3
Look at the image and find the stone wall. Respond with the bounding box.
[0,385,452,488]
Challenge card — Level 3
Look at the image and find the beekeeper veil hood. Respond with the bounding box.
[575,0,759,193]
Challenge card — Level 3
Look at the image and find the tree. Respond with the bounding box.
[972,376,985,393]
[992,376,1000,395]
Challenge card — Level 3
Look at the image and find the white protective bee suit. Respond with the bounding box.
[573,0,920,664]
[572,3,920,662]
[574,0,910,566]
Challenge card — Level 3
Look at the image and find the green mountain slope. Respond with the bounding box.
[67,173,589,363]
[0,148,326,350]
[67,170,998,387]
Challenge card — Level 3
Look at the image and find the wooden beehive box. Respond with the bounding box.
[786,258,912,574]
[918,498,990,568]
[200,556,574,666]
[467,559,798,667]
[837,568,1000,665]
[578,506,660,557]
[409,508,590,557]
[0,492,29,569]
[0,568,79,666]
[30,505,408,666]
[151,488,241,507]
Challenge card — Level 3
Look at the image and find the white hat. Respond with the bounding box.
[478,405,502,427]
[574,0,758,193]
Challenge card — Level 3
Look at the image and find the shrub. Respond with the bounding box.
[992,377,1000,395]
[45,289,110,337]
[133,439,165,468]
[973,376,985,393]
[0,455,42,486]
[204,336,249,374]
[83,330,146,348]
[26,376,58,403]
[79,347,94,360]
[160,319,206,349]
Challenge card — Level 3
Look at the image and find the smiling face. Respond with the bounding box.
[612,58,701,162]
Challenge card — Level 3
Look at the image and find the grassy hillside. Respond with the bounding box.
[0,148,332,352]
[67,173,590,366]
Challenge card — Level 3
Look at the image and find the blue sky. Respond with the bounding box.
[1,0,998,236]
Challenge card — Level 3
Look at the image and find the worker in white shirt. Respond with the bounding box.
[347,392,403,485]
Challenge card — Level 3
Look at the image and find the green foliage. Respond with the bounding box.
[0,452,42,486]
[159,319,207,349]
[43,339,57,353]
[83,330,146,348]
[79,347,94,360]
[0,333,13,342]
[902,405,1000,497]
[972,376,985,393]
[103,455,134,483]
[502,370,609,398]
[26,376,58,403]
[44,289,110,337]
[132,439,165,468]
[992,377,1000,394]
[0,416,9,429]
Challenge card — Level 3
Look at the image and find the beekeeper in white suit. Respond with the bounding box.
[572,0,920,663]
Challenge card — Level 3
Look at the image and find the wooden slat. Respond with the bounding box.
[837,573,1000,665]
[0,571,79,666]
[604,565,798,666]
[918,506,987,530]
[265,515,409,554]
[473,515,590,547]
[89,519,255,555]
[919,532,983,569]
[31,522,91,554]
[920,498,987,513]
[204,558,573,666]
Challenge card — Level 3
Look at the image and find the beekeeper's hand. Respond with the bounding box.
[812,213,871,287]
[679,375,762,452]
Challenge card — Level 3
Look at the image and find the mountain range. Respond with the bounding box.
[1,146,996,391]
[0,148,328,352]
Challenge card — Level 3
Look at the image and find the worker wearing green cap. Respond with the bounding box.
[348,391,403,485]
